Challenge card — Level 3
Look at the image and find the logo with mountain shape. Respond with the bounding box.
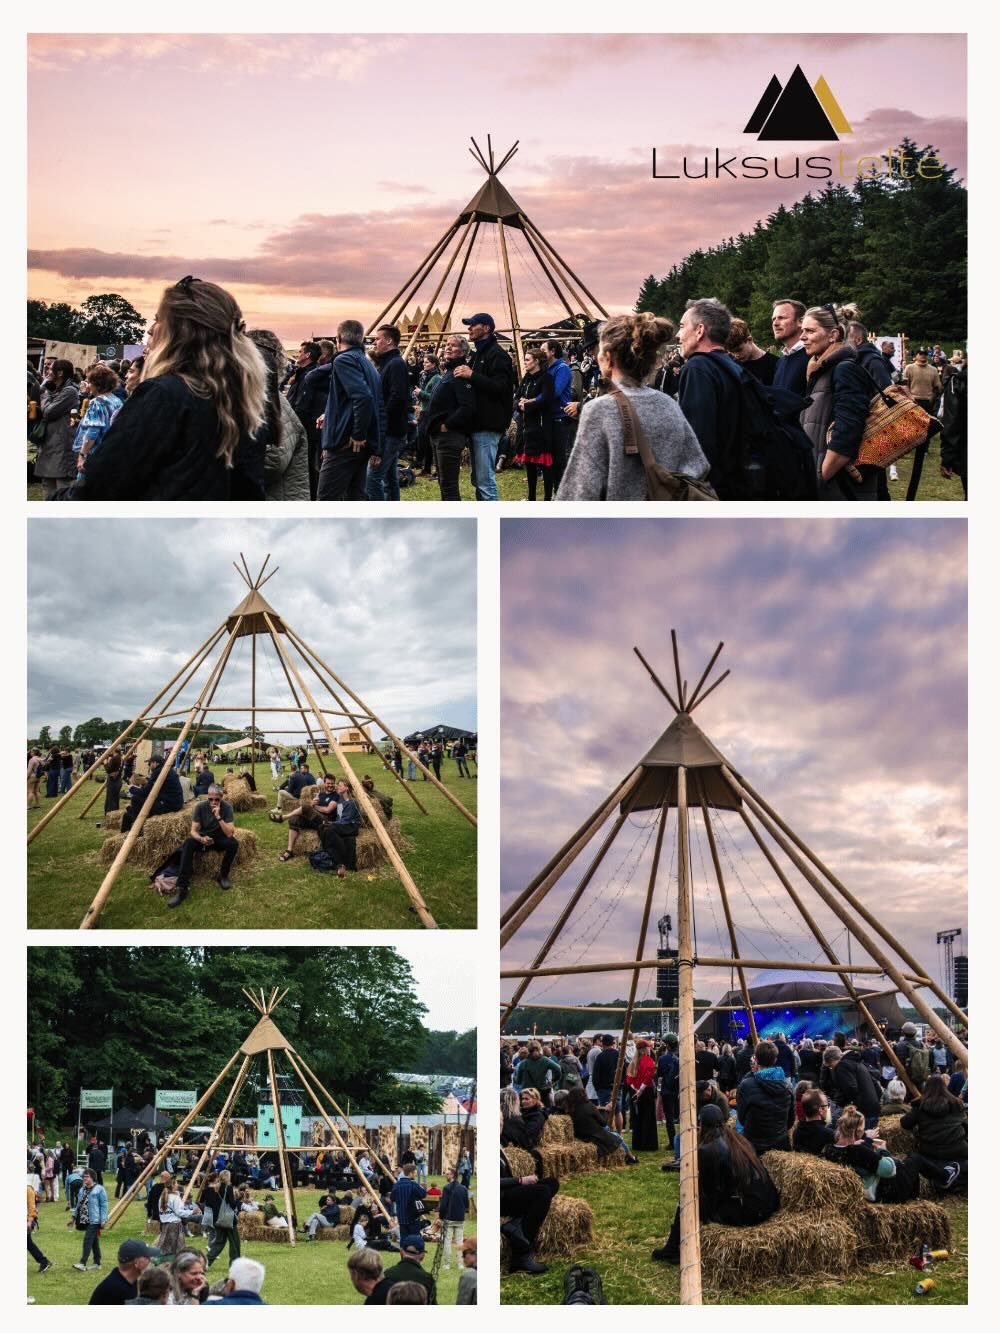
[744,64,852,141]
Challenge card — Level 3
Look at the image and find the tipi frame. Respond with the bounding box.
[500,634,969,1305]
[365,136,609,377]
[28,555,476,931]
[104,988,399,1244]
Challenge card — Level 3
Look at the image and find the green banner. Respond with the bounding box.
[79,1088,113,1110]
[155,1090,197,1111]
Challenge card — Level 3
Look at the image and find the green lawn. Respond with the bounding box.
[27,754,477,930]
[27,1172,476,1305]
[501,1127,967,1305]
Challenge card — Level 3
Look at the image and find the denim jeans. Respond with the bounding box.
[366,435,402,501]
[470,430,501,501]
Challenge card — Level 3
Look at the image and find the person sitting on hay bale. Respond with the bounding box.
[791,1087,835,1155]
[271,761,317,812]
[162,783,239,908]
[822,1043,882,1129]
[503,1085,547,1149]
[880,1079,911,1116]
[260,1194,287,1229]
[501,1139,558,1276]
[565,1085,638,1163]
[274,771,339,855]
[898,1075,967,1189]
[120,753,185,833]
[316,779,363,874]
[193,759,215,796]
[360,773,393,821]
[303,1194,341,1239]
[651,1103,780,1264]
[735,1040,795,1156]
[821,1102,961,1199]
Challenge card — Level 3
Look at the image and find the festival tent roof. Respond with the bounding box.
[91,1106,143,1131]
[28,554,476,931]
[135,1104,176,1131]
[403,724,477,744]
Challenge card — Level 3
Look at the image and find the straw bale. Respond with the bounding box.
[103,809,125,831]
[99,817,259,875]
[248,793,269,811]
[533,1144,574,1179]
[879,1116,915,1157]
[540,1115,575,1146]
[314,1223,351,1242]
[504,1146,536,1179]
[763,1150,865,1216]
[222,775,256,812]
[282,818,412,874]
[701,1209,857,1289]
[856,1198,951,1261]
[238,1212,291,1242]
[501,1195,595,1271]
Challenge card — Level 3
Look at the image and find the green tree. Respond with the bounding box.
[75,293,146,345]
[57,725,72,746]
[37,725,52,749]
[27,299,83,341]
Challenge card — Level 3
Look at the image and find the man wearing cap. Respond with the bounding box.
[88,1238,162,1305]
[453,313,516,501]
[119,753,185,833]
[382,1236,437,1305]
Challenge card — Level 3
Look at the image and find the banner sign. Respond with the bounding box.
[79,1088,113,1110]
[156,1090,197,1111]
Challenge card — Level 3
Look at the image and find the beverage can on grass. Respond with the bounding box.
[914,1278,935,1295]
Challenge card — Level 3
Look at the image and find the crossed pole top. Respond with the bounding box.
[227,553,286,638]
[633,630,730,716]
[468,134,519,177]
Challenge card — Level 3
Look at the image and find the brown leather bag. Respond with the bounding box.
[611,389,718,501]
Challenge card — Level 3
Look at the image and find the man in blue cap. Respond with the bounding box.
[453,313,516,501]
[88,1238,163,1305]
[381,1235,437,1304]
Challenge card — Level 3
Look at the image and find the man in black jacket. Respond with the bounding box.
[425,335,477,501]
[735,1040,794,1155]
[367,325,411,502]
[120,754,185,833]
[676,298,744,498]
[453,312,515,501]
[821,1044,881,1127]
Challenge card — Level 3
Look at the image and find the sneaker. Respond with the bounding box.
[72,1263,87,1271]
[216,876,232,891]
[650,1245,679,1264]
[942,1162,962,1190]
[625,1154,640,1165]
[661,1159,681,1172]
[337,865,346,879]
[38,1262,54,1274]
[510,1252,548,1275]
[166,885,189,908]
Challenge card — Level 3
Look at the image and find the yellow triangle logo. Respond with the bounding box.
[813,75,852,135]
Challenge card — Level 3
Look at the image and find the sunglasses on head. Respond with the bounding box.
[175,275,199,291]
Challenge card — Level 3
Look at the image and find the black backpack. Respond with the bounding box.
[308,850,336,872]
[713,354,818,500]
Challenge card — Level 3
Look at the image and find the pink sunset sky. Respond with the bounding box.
[28,32,966,342]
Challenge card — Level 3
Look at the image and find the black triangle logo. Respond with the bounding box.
[752,64,838,141]
[744,74,782,135]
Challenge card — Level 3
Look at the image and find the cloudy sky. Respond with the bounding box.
[28,33,966,341]
[27,518,476,741]
[393,938,475,1031]
[500,518,967,1007]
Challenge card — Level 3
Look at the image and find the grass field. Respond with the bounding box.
[26,753,477,930]
[26,436,964,503]
[501,1127,967,1306]
[26,1172,476,1305]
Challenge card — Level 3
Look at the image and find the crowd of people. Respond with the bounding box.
[27,1135,477,1305]
[500,1021,967,1274]
[27,276,967,503]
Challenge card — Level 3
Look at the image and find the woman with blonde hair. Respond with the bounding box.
[799,302,877,500]
[557,312,708,500]
[69,276,266,500]
[157,1172,201,1254]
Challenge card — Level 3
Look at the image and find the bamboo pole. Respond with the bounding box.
[730,767,969,1030]
[633,645,681,713]
[500,805,636,1028]
[402,217,475,360]
[264,614,438,928]
[28,621,229,843]
[250,632,257,789]
[282,622,475,827]
[734,804,918,1098]
[79,619,244,929]
[521,214,608,317]
[284,1050,393,1225]
[501,956,929,981]
[696,780,757,1045]
[266,1050,297,1244]
[435,220,481,354]
[675,767,703,1305]
[609,802,669,1116]
[105,1051,242,1229]
[291,1053,395,1182]
[687,671,730,713]
[686,643,725,712]
[722,767,968,1063]
[496,218,525,378]
[501,993,888,1015]
[501,762,642,927]
[670,630,685,709]
[367,221,462,334]
[285,627,428,816]
[262,624,331,777]
[182,1056,252,1204]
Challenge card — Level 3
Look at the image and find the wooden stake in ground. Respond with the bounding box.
[675,767,702,1306]
[266,1049,297,1245]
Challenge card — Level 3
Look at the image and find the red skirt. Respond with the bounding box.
[514,451,553,467]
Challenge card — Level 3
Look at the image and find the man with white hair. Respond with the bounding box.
[215,1256,266,1305]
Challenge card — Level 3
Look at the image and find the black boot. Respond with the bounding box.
[510,1251,548,1275]
[166,884,189,908]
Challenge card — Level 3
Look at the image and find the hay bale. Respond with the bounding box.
[314,1224,351,1242]
[879,1116,916,1156]
[103,809,125,831]
[504,1146,536,1179]
[99,817,259,875]
[501,1194,595,1271]
[248,793,269,812]
[281,817,412,875]
[222,775,256,812]
[763,1150,865,1216]
[238,1212,291,1243]
[701,1209,858,1289]
[533,1144,574,1179]
[540,1115,575,1146]
[857,1198,951,1261]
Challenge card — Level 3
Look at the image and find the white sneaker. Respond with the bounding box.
[889,464,899,480]
[72,1263,87,1271]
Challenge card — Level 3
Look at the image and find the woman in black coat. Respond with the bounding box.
[565,1087,637,1163]
[899,1075,968,1177]
[799,303,878,500]
[200,1169,241,1268]
[514,349,556,501]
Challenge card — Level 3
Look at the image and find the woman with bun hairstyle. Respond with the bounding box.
[68,277,267,501]
[799,303,877,500]
[556,313,708,500]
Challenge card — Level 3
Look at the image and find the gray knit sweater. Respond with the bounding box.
[556,386,709,501]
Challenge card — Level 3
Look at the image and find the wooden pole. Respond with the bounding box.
[496,218,525,378]
[105,1050,242,1228]
[250,631,257,789]
[402,217,475,360]
[520,213,609,317]
[79,619,244,929]
[730,767,969,1030]
[675,767,703,1305]
[264,614,439,928]
[501,956,928,981]
[285,628,428,815]
[696,780,758,1045]
[502,993,887,1015]
[722,767,968,1063]
[687,671,730,713]
[28,621,228,843]
[366,221,461,334]
[284,1050,393,1225]
[266,1050,297,1244]
[501,805,636,1028]
[609,801,669,1116]
[501,768,640,928]
[633,646,681,713]
[670,630,685,709]
[735,803,919,1098]
[182,1056,253,1204]
[291,1052,395,1181]
[435,220,481,354]
[686,643,725,712]
[282,622,476,828]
